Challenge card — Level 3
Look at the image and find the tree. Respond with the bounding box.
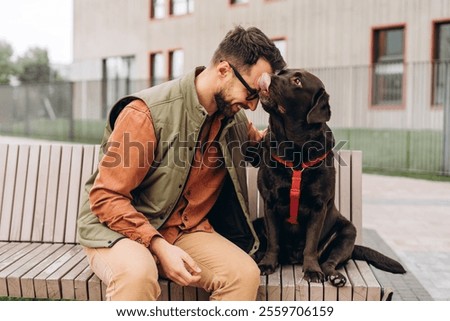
[0,40,16,85]
[16,47,54,83]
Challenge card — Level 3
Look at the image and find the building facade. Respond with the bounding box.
[72,0,450,133]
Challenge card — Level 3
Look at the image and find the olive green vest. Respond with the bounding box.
[77,68,259,254]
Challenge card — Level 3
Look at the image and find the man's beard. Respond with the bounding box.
[214,91,238,118]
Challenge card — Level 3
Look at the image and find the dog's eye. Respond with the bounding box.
[292,77,302,87]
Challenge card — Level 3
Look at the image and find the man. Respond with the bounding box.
[77,26,286,300]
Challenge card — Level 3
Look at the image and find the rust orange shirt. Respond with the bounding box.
[90,99,263,249]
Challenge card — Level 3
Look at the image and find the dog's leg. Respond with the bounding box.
[257,203,280,275]
[319,215,357,287]
[302,208,327,283]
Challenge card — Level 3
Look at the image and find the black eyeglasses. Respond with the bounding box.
[228,63,260,101]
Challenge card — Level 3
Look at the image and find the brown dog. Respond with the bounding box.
[254,69,406,286]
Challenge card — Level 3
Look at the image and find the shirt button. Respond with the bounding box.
[182,215,188,222]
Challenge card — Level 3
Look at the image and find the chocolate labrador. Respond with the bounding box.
[253,69,406,286]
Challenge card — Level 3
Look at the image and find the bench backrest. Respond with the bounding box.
[0,143,362,245]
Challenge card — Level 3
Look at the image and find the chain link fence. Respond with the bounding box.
[0,63,449,176]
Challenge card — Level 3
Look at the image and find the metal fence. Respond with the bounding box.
[0,62,449,176]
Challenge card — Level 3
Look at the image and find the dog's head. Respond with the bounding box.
[258,69,331,129]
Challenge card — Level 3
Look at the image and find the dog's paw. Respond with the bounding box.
[258,262,279,275]
[303,270,325,283]
[327,272,347,287]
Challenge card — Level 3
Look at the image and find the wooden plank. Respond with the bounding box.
[351,151,363,244]
[0,243,42,295]
[0,144,18,240]
[323,280,338,301]
[0,242,18,256]
[338,151,351,221]
[20,244,74,298]
[87,274,103,301]
[6,244,63,298]
[46,247,86,299]
[34,245,83,298]
[246,167,259,220]
[345,260,367,301]
[334,151,340,211]
[65,145,86,243]
[0,242,31,270]
[257,275,267,301]
[53,145,72,243]
[0,144,8,218]
[309,280,324,301]
[101,281,107,300]
[42,144,62,243]
[197,288,210,301]
[294,264,309,300]
[281,265,295,301]
[157,279,169,301]
[266,266,281,300]
[9,145,29,240]
[355,260,381,301]
[61,257,90,300]
[32,144,51,242]
[74,265,94,301]
[20,145,40,241]
[183,286,197,301]
[336,267,352,301]
[169,281,183,300]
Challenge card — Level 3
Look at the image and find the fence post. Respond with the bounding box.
[443,62,450,176]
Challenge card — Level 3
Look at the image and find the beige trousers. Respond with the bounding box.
[83,231,260,301]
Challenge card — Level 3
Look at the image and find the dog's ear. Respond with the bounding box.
[306,89,331,124]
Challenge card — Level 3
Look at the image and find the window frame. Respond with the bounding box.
[431,19,450,108]
[370,24,406,109]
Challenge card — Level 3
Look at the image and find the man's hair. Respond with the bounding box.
[211,26,286,73]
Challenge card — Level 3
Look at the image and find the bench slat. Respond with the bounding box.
[5,244,63,298]
[0,145,18,240]
[53,145,73,243]
[32,145,51,242]
[0,144,8,218]
[281,265,295,300]
[337,267,352,301]
[294,264,309,300]
[20,145,40,241]
[46,247,87,299]
[345,260,367,301]
[267,266,281,300]
[354,260,381,301]
[61,257,90,300]
[351,151,363,244]
[338,151,351,221]
[87,274,102,301]
[64,145,84,243]
[73,264,93,301]
[20,244,75,298]
[10,145,30,241]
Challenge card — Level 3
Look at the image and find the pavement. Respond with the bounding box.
[362,173,450,301]
[1,135,449,301]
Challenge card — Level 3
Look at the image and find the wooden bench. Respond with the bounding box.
[0,143,393,301]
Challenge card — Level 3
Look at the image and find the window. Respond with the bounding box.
[150,52,165,86]
[371,26,405,106]
[102,56,135,117]
[432,21,450,106]
[169,49,184,80]
[170,0,194,16]
[151,0,166,19]
[230,0,249,4]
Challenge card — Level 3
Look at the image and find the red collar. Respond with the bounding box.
[271,151,330,224]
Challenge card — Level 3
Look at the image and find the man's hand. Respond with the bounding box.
[150,237,202,286]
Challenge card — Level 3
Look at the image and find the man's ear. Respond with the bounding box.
[217,61,231,78]
[306,89,331,124]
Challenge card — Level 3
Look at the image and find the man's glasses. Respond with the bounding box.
[228,63,260,101]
